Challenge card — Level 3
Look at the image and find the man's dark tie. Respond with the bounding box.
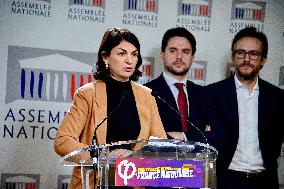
[174,83,189,132]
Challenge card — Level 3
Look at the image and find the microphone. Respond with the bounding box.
[151,90,208,144]
[90,90,129,168]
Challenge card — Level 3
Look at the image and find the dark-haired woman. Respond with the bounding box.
[54,28,167,189]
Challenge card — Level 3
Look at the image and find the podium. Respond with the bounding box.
[60,139,218,188]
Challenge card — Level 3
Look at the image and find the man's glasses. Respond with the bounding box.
[233,49,262,60]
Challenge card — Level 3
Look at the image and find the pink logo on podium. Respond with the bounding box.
[115,158,204,187]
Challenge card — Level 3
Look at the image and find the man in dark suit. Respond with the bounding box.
[205,27,284,189]
[145,27,206,143]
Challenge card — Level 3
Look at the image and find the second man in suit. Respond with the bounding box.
[145,27,206,143]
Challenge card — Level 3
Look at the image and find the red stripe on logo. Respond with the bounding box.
[71,74,75,100]
[80,75,84,87]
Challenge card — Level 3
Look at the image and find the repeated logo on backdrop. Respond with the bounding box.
[0,173,40,189]
[188,61,207,86]
[176,0,212,32]
[139,57,155,84]
[4,46,154,104]
[2,46,154,140]
[10,0,51,17]
[68,0,106,22]
[57,175,71,189]
[2,46,96,141]
[5,46,95,104]
[229,0,266,33]
[122,0,158,27]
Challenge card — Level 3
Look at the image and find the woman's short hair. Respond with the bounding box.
[93,28,142,81]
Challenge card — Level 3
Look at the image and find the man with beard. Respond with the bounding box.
[145,27,206,143]
[205,27,284,189]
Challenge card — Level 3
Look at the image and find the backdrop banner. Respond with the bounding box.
[0,0,283,188]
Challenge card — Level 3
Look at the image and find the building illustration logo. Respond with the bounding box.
[229,0,266,33]
[231,0,265,22]
[188,61,207,85]
[176,0,212,32]
[124,0,158,13]
[138,57,154,84]
[1,173,40,189]
[178,0,211,17]
[5,46,96,104]
[122,0,159,27]
[68,0,106,22]
[57,175,71,189]
[69,0,105,8]
[5,46,155,104]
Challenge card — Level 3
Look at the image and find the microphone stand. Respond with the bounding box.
[151,90,208,144]
[152,90,216,188]
[90,90,128,171]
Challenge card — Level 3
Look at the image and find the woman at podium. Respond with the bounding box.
[54,27,167,189]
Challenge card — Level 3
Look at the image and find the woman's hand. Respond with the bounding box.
[109,149,133,158]
[167,132,187,141]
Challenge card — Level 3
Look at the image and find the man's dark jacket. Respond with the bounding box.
[205,76,284,188]
[145,74,206,143]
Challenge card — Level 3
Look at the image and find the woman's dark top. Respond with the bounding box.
[105,77,140,145]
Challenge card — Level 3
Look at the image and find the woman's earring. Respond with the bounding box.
[105,64,109,69]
